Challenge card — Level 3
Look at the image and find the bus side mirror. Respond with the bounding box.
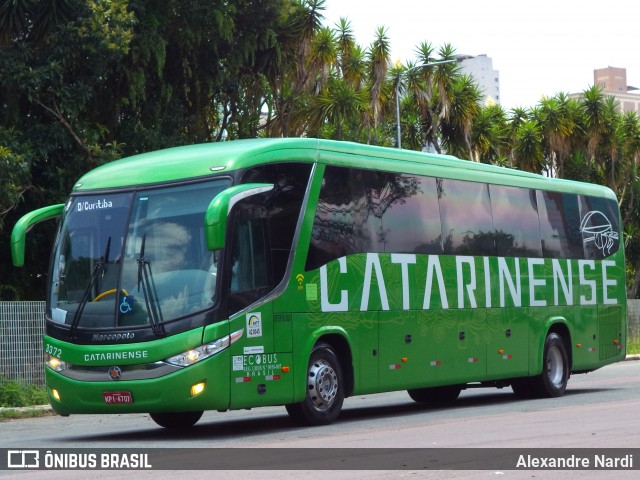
[205,183,274,251]
[11,204,65,267]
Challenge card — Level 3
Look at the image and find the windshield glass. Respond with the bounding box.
[50,179,229,332]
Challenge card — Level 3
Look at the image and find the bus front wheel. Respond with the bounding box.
[286,342,344,426]
[149,411,203,429]
[512,332,569,398]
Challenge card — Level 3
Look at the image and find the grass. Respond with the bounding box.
[627,337,640,355]
[0,406,52,421]
[0,377,51,421]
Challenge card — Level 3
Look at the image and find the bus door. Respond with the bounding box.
[224,198,294,409]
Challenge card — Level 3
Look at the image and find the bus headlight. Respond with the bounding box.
[164,328,243,367]
[45,354,69,372]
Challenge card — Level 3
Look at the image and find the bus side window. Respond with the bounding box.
[439,178,495,256]
[579,195,621,260]
[227,205,271,314]
[241,163,312,286]
[490,185,542,258]
[538,191,583,259]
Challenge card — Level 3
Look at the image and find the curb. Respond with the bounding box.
[0,404,54,415]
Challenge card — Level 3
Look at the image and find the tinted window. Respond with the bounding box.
[242,163,312,284]
[490,185,542,257]
[306,165,620,269]
[439,179,495,255]
[537,191,583,259]
[579,195,621,259]
[306,166,442,270]
[376,175,442,255]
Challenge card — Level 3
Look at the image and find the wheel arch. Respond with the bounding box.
[308,331,354,399]
[536,318,573,374]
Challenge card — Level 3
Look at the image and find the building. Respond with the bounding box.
[459,54,500,105]
[570,66,640,113]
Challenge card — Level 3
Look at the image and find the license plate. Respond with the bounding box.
[103,391,133,404]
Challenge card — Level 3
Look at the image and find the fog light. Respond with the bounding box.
[51,388,61,401]
[190,382,206,397]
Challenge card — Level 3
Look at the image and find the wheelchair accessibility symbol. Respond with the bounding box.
[120,295,134,314]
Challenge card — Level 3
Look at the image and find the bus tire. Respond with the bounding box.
[149,411,203,429]
[286,342,344,426]
[407,385,462,404]
[513,332,569,398]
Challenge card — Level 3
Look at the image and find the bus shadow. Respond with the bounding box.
[63,386,615,443]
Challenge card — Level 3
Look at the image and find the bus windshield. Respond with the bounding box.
[49,179,230,332]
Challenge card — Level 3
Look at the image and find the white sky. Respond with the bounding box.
[322,0,640,109]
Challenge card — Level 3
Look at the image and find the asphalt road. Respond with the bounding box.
[1,360,639,479]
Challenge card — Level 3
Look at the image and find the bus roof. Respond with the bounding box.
[73,138,615,198]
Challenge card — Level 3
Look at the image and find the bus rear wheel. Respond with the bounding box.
[286,342,344,426]
[512,332,569,398]
[149,411,203,429]
[407,385,462,404]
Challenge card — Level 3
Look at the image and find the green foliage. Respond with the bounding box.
[0,141,30,229]
[0,377,48,408]
[627,336,640,355]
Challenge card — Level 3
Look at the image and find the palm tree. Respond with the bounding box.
[408,42,440,151]
[536,93,579,178]
[439,75,482,159]
[471,104,508,164]
[265,0,326,137]
[341,44,367,90]
[512,120,545,173]
[581,85,609,164]
[0,0,77,44]
[308,26,337,94]
[431,43,461,123]
[366,26,391,143]
[619,112,640,220]
[306,77,367,139]
[335,17,355,75]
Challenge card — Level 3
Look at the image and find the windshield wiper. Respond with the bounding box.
[69,237,111,339]
[136,234,165,336]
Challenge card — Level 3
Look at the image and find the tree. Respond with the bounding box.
[0,141,30,229]
[0,0,291,299]
[366,26,391,143]
[439,74,482,159]
[306,77,367,140]
[471,104,508,164]
[536,93,579,178]
[512,120,545,173]
[264,0,326,137]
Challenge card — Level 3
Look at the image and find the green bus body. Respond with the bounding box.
[12,138,627,428]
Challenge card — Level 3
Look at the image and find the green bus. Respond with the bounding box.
[12,138,627,429]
